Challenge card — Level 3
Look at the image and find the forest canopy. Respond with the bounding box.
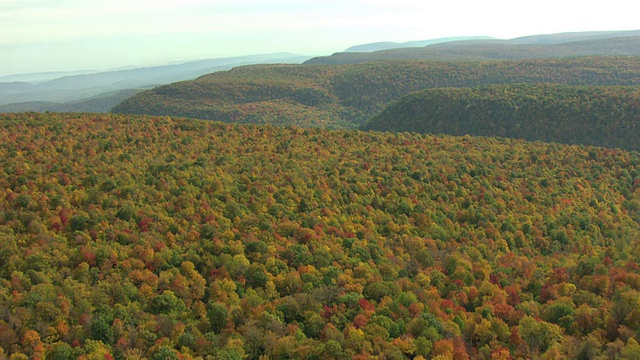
[0,113,639,359]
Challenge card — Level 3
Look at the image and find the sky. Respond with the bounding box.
[1,0,638,76]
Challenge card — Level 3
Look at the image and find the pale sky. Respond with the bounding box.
[1,0,638,76]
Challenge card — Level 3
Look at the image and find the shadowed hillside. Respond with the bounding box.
[360,84,640,151]
[112,57,640,129]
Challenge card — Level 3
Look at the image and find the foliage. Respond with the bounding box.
[0,112,639,359]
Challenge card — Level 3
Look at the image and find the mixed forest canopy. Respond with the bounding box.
[0,113,640,359]
[111,57,640,130]
[360,84,640,152]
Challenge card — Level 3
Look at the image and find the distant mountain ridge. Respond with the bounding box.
[5,29,640,114]
[344,36,494,52]
[0,70,97,84]
[509,29,640,44]
[0,88,145,113]
[306,30,640,65]
[0,53,310,112]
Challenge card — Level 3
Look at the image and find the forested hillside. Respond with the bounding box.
[112,57,640,129]
[1,113,640,359]
[360,84,640,152]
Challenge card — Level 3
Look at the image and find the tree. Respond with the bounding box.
[150,290,186,315]
[208,302,229,333]
[518,316,564,354]
[21,330,44,360]
[48,342,75,360]
[90,313,114,345]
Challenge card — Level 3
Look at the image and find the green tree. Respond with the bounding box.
[208,302,229,333]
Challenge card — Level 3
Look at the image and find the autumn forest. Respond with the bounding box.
[0,111,637,359]
[1,36,640,360]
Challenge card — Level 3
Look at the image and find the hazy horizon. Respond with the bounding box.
[2,0,638,77]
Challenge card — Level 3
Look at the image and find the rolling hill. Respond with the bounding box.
[305,31,640,65]
[360,84,640,152]
[0,112,639,358]
[112,57,640,129]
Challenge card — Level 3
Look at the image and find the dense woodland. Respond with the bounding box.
[360,84,640,152]
[1,113,640,359]
[112,57,640,129]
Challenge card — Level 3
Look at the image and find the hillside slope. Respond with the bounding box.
[1,113,639,358]
[112,57,640,129]
[361,84,640,151]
